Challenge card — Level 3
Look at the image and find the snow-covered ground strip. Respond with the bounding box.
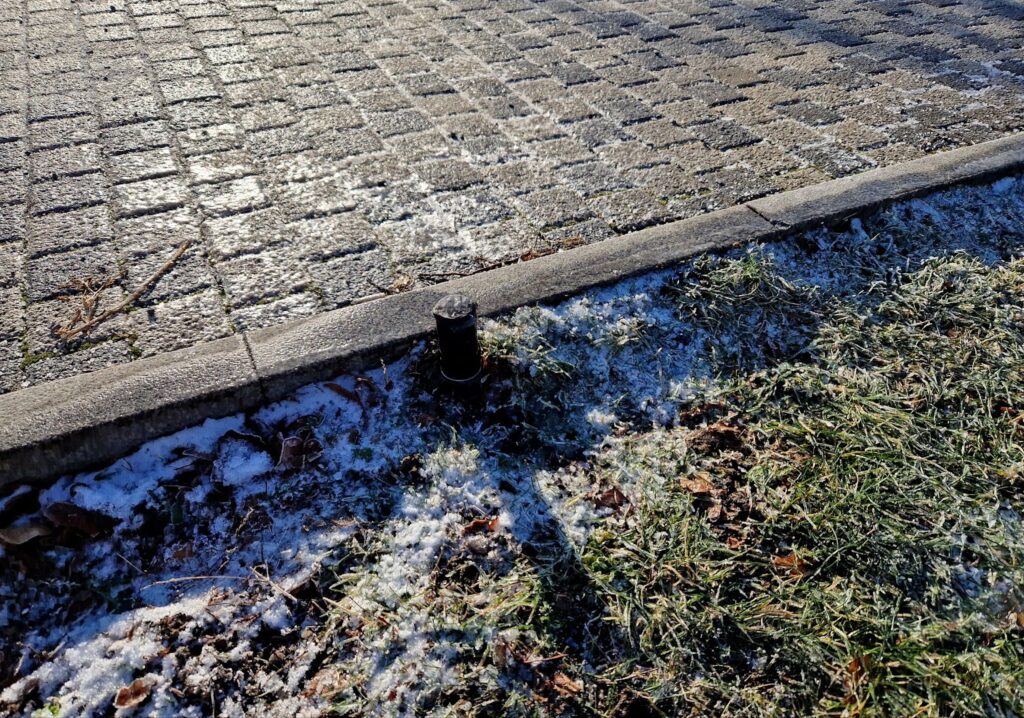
[2,174,1024,717]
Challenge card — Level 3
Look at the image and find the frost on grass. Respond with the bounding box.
[3,176,1024,717]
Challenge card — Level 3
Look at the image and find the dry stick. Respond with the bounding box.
[56,237,194,341]
[141,574,249,590]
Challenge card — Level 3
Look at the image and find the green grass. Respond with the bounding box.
[307,242,1024,717]
[566,253,1024,716]
[387,229,1020,718]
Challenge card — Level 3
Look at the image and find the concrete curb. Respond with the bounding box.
[2,133,1022,484]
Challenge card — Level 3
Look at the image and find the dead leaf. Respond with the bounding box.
[324,382,362,406]
[725,536,745,550]
[550,671,582,697]
[303,666,347,700]
[0,523,52,546]
[843,654,875,701]
[467,592,490,608]
[706,500,724,522]
[772,551,811,578]
[355,375,380,403]
[594,487,627,509]
[278,435,303,466]
[276,435,322,468]
[676,401,727,424]
[114,677,153,709]
[688,417,746,454]
[520,247,556,262]
[846,655,874,681]
[680,476,720,495]
[463,516,500,535]
[42,502,117,537]
[493,639,511,669]
[0,484,38,524]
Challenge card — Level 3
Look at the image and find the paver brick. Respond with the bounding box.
[516,187,593,228]
[26,204,113,257]
[0,287,23,342]
[25,244,118,301]
[111,175,188,218]
[28,172,107,215]
[3,0,1024,393]
[23,339,135,387]
[588,188,675,231]
[100,120,173,155]
[24,289,130,354]
[0,241,22,289]
[216,248,313,307]
[0,140,22,173]
[129,288,232,356]
[226,290,319,332]
[193,175,268,217]
[0,203,24,242]
[29,143,103,181]
[122,242,217,306]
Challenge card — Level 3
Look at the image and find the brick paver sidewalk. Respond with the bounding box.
[1,0,1022,392]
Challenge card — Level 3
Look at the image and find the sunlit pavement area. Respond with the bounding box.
[1,0,1023,392]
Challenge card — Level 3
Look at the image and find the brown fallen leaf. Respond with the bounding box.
[278,436,301,466]
[465,536,491,555]
[680,476,721,495]
[772,551,811,578]
[843,655,875,701]
[463,516,500,535]
[0,484,38,525]
[303,666,347,700]
[0,523,52,546]
[846,655,874,681]
[706,499,724,522]
[324,382,362,406]
[42,502,117,537]
[354,376,381,406]
[114,677,153,709]
[467,592,490,608]
[493,638,512,669]
[277,434,323,469]
[594,487,627,509]
[550,671,582,697]
[688,417,746,454]
[520,247,557,262]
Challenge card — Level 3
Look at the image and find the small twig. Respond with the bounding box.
[521,652,568,665]
[115,552,145,575]
[251,565,299,603]
[140,574,248,590]
[416,270,477,282]
[54,237,194,341]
